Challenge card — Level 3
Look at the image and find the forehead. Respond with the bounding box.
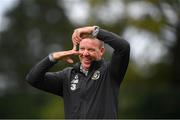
[80,38,100,47]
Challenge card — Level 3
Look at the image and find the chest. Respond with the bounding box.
[66,69,109,99]
[70,70,102,91]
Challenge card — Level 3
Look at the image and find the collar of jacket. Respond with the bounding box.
[73,59,104,75]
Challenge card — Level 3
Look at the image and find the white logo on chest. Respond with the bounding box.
[70,74,79,91]
[91,70,100,80]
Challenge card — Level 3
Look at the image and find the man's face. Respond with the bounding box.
[79,38,104,70]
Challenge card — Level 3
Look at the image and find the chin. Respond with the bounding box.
[82,64,91,70]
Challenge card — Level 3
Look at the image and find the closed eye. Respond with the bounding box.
[88,48,95,52]
[79,47,85,51]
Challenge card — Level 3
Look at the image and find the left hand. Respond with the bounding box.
[52,49,79,64]
[72,26,94,50]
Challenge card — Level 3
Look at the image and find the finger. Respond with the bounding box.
[72,44,77,51]
[72,44,80,51]
[72,32,78,42]
[73,36,79,43]
[72,34,79,44]
[74,29,82,40]
[72,50,80,55]
[63,57,74,64]
[61,50,79,58]
[72,33,76,43]
[75,44,79,51]
[79,51,83,56]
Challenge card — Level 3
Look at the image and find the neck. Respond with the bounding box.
[80,65,88,76]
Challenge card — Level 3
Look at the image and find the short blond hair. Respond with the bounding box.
[81,33,104,48]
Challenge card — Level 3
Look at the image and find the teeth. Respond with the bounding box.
[84,59,90,62]
[84,57,88,59]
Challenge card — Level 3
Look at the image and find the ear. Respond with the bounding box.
[100,47,105,56]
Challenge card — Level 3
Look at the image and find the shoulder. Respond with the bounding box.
[98,59,110,71]
[59,67,73,74]
[53,67,73,78]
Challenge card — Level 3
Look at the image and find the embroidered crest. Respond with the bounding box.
[91,70,100,80]
[70,74,79,91]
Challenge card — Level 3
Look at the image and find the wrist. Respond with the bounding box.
[92,26,100,38]
[49,53,57,62]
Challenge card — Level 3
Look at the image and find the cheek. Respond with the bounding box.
[96,51,103,58]
[90,52,100,59]
[89,52,96,56]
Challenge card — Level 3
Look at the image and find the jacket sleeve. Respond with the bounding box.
[26,56,64,96]
[97,29,130,85]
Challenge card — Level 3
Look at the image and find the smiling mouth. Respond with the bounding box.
[83,57,91,63]
[84,59,90,63]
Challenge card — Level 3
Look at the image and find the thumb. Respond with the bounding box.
[72,44,77,51]
[63,57,74,64]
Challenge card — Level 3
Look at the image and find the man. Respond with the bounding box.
[26,26,130,119]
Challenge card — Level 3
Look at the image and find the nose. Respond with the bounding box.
[82,50,90,56]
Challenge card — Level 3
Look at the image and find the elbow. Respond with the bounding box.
[125,40,130,53]
[121,39,130,54]
[26,73,35,85]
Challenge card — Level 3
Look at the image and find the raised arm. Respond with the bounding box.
[97,29,130,85]
[26,49,79,96]
[72,26,130,85]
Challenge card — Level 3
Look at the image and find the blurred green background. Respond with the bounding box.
[0,0,180,118]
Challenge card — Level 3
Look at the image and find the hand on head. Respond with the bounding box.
[72,26,94,50]
[52,26,95,64]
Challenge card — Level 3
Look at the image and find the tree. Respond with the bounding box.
[0,0,74,118]
[84,0,180,118]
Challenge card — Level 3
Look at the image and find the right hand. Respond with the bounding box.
[52,49,79,64]
[72,26,94,50]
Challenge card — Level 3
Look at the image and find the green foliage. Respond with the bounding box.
[128,18,164,33]
[0,92,65,118]
[0,93,47,118]
[0,0,73,118]
[119,63,180,118]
